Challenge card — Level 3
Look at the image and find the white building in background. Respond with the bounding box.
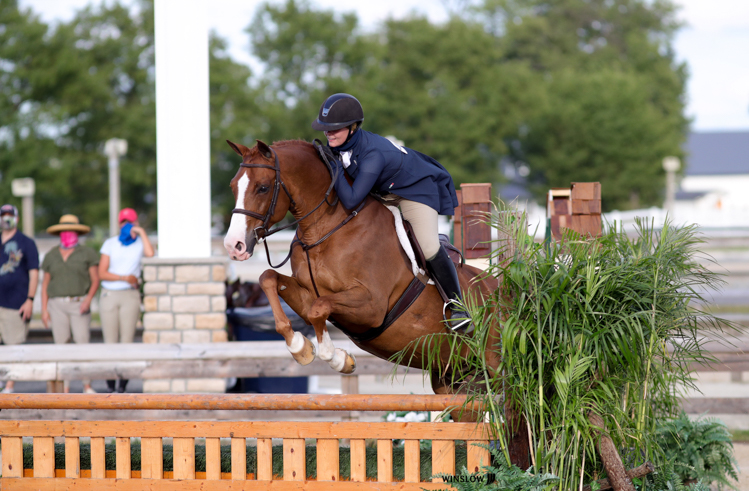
[679,131,749,215]
[606,131,749,232]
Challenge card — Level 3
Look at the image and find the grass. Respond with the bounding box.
[730,430,749,443]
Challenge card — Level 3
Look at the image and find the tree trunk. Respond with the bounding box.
[505,400,531,469]
[587,410,636,491]
[583,462,654,491]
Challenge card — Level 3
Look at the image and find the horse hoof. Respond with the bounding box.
[341,352,357,374]
[289,334,316,366]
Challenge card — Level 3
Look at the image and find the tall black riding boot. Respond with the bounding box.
[117,379,129,393]
[426,245,472,333]
[106,380,117,393]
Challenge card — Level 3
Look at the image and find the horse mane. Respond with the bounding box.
[271,139,314,150]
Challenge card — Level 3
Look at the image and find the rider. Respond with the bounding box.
[312,93,471,332]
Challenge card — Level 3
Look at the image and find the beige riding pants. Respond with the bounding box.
[48,297,92,387]
[99,289,140,344]
[380,196,441,260]
[0,306,29,345]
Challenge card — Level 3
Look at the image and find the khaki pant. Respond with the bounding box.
[381,196,441,260]
[48,297,92,388]
[48,297,91,345]
[99,289,140,344]
[0,306,29,345]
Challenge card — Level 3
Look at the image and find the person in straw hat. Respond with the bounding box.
[41,214,100,393]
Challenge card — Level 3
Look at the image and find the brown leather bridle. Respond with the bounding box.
[231,148,296,243]
[230,142,347,269]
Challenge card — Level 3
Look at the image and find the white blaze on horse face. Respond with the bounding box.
[224,173,251,260]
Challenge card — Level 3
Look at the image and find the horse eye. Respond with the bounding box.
[257,185,269,194]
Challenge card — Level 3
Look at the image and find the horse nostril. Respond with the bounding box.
[235,242,244,252]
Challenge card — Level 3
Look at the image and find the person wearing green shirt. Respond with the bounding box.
[41,215,100,394]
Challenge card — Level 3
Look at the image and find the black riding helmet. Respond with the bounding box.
[311,93,364,131]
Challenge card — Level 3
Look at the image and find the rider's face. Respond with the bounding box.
[324,127,349,148]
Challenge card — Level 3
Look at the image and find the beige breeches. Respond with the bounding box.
[381,196,441,260]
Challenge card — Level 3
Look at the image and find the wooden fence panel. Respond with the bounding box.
[467,440,490,474]
[33,436,55,478]
[205,437,221,480]
[141,437,163,479]
[316,438,339,482]
[404,440,420,482]
[90,436,106,478]
[231,437,247,480]
[257,438,273,481]
[377,439,393,482]
[349,438,366,482]
[432,440,455,482]
[65,437,80,478]
[116,437,131,479]
[283,438,305,481]
[1,436,23,477]
[173,437,195,480]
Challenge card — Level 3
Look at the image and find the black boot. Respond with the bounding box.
[117,379,129,393]
[106,380,117,393]
[426,245,472,333]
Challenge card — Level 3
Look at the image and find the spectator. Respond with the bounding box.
[98,208,154,393]
[0,204,39,394]
[41,214,99,394]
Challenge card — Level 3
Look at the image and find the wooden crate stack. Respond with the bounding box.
[453,183,492,259]
[548,182,601,240]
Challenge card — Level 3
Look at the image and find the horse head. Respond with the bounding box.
[224,140,295,260]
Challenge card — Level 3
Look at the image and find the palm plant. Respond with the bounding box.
[393,206,737,489]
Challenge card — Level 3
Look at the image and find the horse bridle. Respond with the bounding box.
[230,143,345,267]
[231,149,296,243]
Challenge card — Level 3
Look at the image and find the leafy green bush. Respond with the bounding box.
[656,412,739,489]
[395,211,737,489]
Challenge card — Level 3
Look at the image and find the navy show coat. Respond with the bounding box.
[331,130,459,215]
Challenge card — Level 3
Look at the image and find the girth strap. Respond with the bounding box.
[330,273,428,343]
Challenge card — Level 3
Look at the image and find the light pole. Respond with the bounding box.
[104,138,128,238]
[662,156,681,215]
[11,178,35,237]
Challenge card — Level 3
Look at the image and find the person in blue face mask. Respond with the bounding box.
[98,208,154,392]
[312,93,472,332]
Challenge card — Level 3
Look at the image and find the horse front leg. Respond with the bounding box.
[306,288,377,374]
[259,269,316,365]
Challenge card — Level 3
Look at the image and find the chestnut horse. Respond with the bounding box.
[223,139,495,372]
[223,139,528,466]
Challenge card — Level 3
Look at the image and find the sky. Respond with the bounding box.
[18,0,749,132]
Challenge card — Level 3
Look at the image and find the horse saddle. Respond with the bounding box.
[330,214,465,343]
[401,220,464,305]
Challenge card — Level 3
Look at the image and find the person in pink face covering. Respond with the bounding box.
[41,215,100,393]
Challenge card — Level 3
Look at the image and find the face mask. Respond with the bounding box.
[0,215,16,230]
[119,222,136,246]
[60,231,79,249]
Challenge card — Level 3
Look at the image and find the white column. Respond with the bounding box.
[155,0,211,258]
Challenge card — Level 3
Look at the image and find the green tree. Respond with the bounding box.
[480,0,689,209]
[0,0,157,231]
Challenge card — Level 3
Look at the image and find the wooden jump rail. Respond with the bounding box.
[0,394,493,490]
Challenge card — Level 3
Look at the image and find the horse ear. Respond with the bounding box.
[226,140,250,157]
[256,140,273,159]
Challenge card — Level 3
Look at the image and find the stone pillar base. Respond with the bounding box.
[141,256,228,393]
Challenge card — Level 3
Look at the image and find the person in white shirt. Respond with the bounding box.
[98,208,154,392]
